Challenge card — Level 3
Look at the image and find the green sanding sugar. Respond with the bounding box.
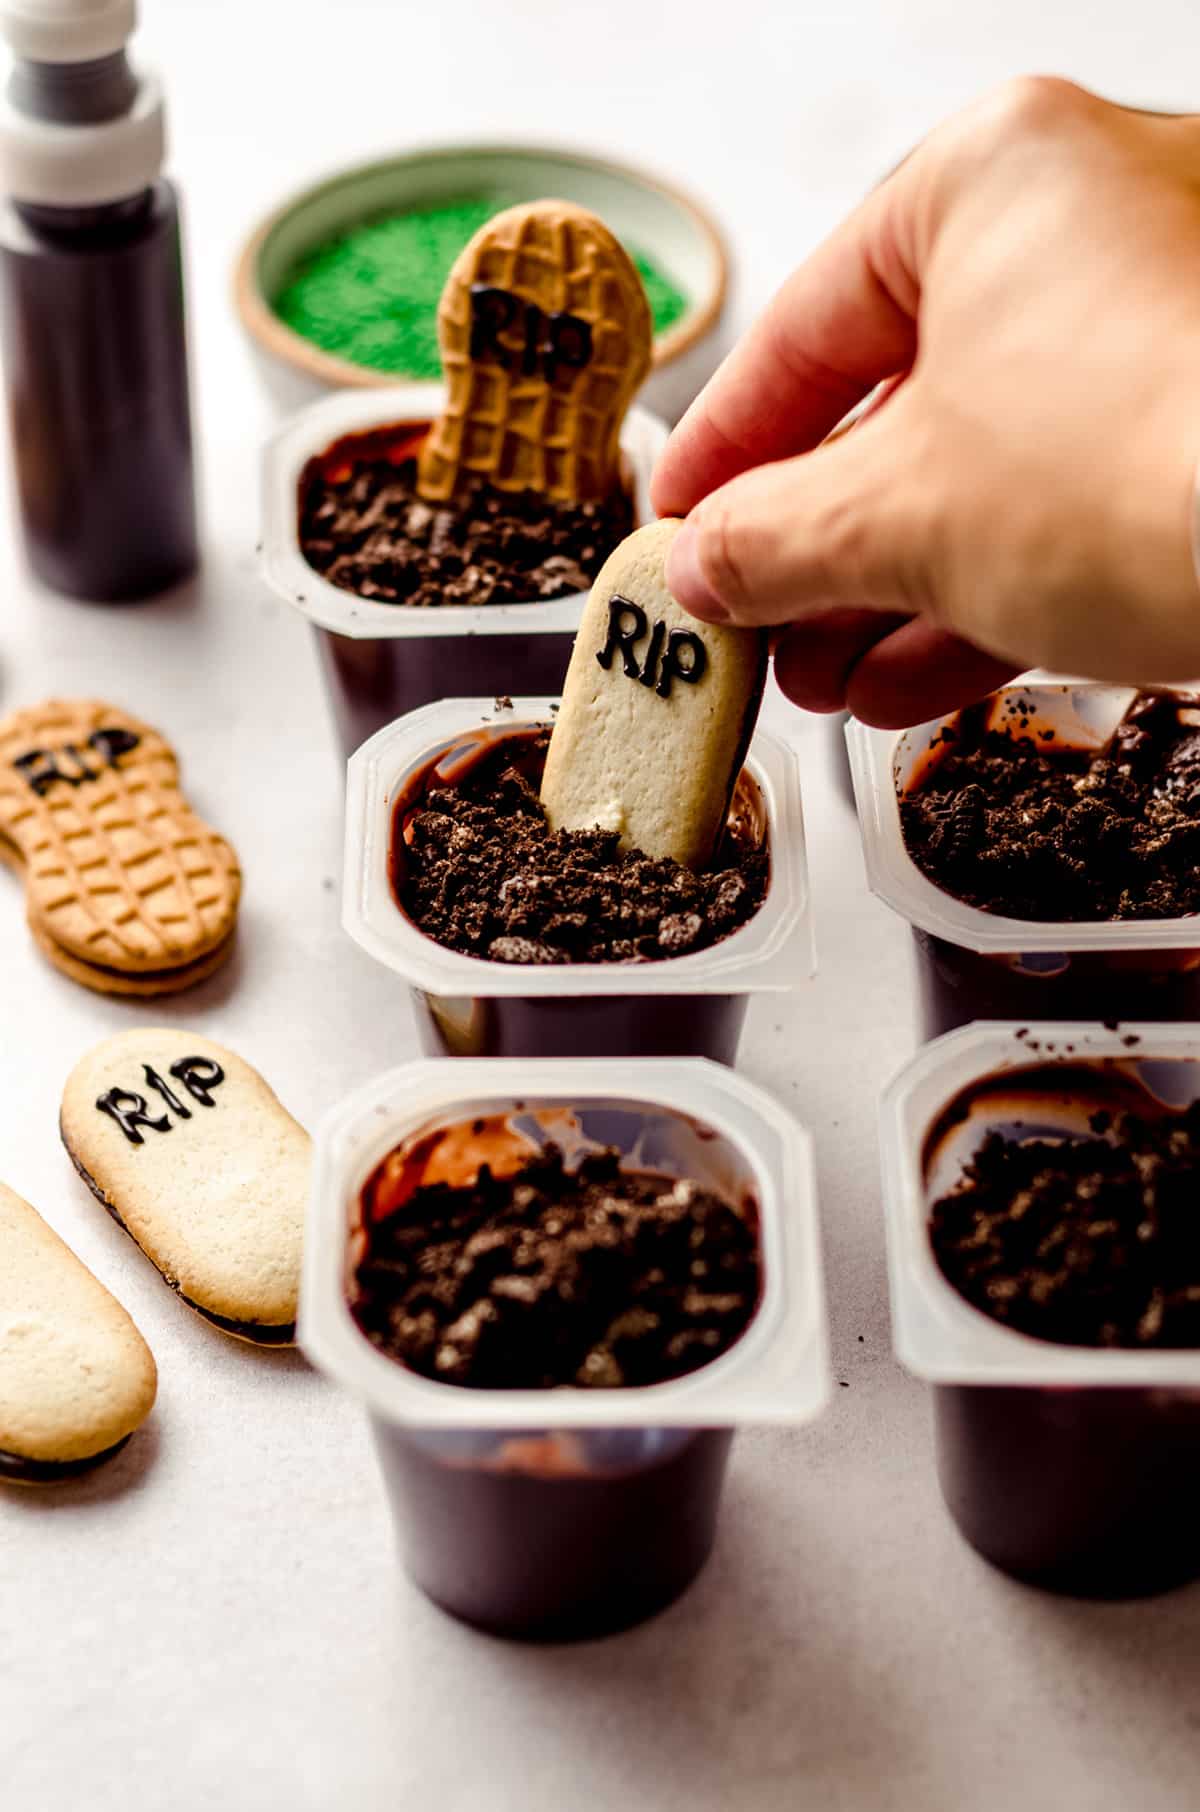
[273,194,691,381]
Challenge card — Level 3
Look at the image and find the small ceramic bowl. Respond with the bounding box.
[234,141,729,424]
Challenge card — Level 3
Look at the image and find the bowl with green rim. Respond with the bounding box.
[233,141,729,425]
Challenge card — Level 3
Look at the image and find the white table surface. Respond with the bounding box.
[4,2,1200,1806]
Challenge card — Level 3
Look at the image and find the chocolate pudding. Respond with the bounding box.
[392,726,768,966]
[897,690,1200,1033]
[388,723,770,1063]
[903,690,1200,921]
[373,1423,732,1641]
[298,428,633,607]
[931,1098,1200,1348]
[925,1057,1200,1597]
[351,1141,761,1389]
[290,421,640,757]
[351,1108,757,1640]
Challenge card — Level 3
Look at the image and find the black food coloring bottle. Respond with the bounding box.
[0,0,197,600]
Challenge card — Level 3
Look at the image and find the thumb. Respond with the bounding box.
[664,393,933,629]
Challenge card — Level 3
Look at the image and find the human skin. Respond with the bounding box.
[651,79,1200,727]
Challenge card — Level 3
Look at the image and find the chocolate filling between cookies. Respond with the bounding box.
[0,1435,134,1482]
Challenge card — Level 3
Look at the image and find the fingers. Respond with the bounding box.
[844,618,1019,727]
[770,608,910,712]
[651,178,920,518]
[773,612,1020,728]
[663,390,931,628]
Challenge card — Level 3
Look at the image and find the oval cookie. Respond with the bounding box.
[0,699,241,987]
[540,518,767,868]
[0,1182,156,1480]
[61,1031,309,1345]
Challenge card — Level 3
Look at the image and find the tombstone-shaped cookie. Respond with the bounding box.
[61,1030,309,1344]
[540,518,768,869]
[416,200,651,506]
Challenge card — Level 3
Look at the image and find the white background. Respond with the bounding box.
[4,2,1200,1807]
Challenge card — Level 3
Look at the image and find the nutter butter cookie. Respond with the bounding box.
[0,700,241,995]
[540,518,767,868]
[416,199,651,507]
[0,1181,156,1482]
[60,1030,309,1345]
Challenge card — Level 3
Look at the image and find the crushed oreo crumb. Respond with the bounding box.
[931,1102,1200,1346]
[349,1143,761,1389]
[299,455,633,606]
[394,729,767,964]
[901,691,1200,920]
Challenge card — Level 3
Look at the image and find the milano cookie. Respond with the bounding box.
[61,1030,310,1345]
[0,699,241,995]
[0,1182,156,1482]
[417,200,651,506]
[540,518,767,868]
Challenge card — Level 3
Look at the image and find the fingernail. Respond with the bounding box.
[666,522,730,622]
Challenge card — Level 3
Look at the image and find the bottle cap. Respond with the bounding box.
[0,0,165,206]
[0,69,163,205]
[0,0,136,63]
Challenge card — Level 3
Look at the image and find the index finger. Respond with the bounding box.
[650,177,921,517]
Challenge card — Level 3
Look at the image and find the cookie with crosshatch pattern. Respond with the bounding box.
[0,699,240,994]
[416,199,652,507]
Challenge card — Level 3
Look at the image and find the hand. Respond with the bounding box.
[651,79,1200,727]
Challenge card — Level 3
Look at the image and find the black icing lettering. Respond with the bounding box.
[656,630,709,698]
[13,749,63,797]
[169,1056,226,1107]
[542,310,592,383]
[520,302,542,377]
[88,727,140,765]
[637,620,667,690]
[143,1065,190,1120]
[469,287,593,383]
[596,595,648,678]
[469,285,518,364]
[13,727,141,796]
[55,744,101,785]
[96,1089,170,1147]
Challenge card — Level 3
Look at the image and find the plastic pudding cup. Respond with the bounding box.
[300,1056,828,1640]
[848,681,1200,1039]
[259,383,667,758]
[342,696,813,1064]
[881,1020,1200,1598]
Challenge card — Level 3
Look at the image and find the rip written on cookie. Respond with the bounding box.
[596,594,708,699]
[469,284,593,383]
[12,728,141,797]
[96,1058,226,1146]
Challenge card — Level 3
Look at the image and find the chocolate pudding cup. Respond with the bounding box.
[881,1021,1200,1598]
[260,384,667,758]
[300,1057,828,1641]
[847,683,1200,1040]
[343,697,812,1064]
